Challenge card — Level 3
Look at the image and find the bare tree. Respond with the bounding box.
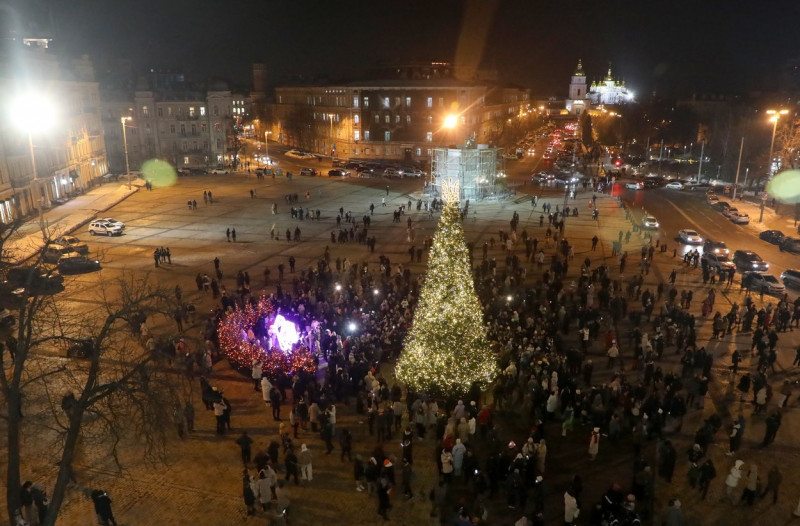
[1,237,179,526]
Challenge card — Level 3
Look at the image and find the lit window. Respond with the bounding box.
[406,97,411,107]
[353,96,359,108]
[416,148,422,156]
[354,130,360,141]
[374,114,380,123]
[167,107,173,116]
[426,132,433,142]
[427,97,433,108]
[142,105,149,117]
[427,115,433,124]
[385,115,390,124]
[184,156,189,164]
[364,97,369,108]
[354,114,360,124]
[189,107,196,117]
[384,131,391,141]
[200,106,206,116]
[406,115,411,124]
[364,130,370,141]
[384,97,390,107]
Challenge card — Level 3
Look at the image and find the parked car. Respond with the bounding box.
[742,272,785,295]
[722,206,739,218]
[99,218,125,230]
[4,266,63,294]
[780,237,800,254]
[780,269,800,289]
[42,244,74,263]
[53,236,89,255]
[712,201,731,212]
[642,216,660,229]
[701,252,736,272]
[707,194,720,205]
[678,229,704,244]
[732,250,769,272]
[57,254,102,274]
[209,167,229,174]
[327,169,350,177]
[300,168,318,176]
[665,182,683,190]
[703,239,730,257]
[88,220,122,236]
[759,230,786,245]
[729,211,750,224]
[66,338,94,359]
[383,168,403,178]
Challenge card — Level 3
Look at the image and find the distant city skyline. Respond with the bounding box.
[3,0,800,96]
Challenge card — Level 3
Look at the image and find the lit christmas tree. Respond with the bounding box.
[396,179,496,397]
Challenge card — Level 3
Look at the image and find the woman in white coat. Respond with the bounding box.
[564,489,579,525]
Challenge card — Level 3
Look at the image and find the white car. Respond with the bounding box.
[665,182,683,190]
[88,220,122,236]
[100,217,125,230]
[742,272,786,295]
[729,211,750,224]
[678,229,703,244]
[209,168,229,174]
[626,182,643,190]
[642,216,660,229]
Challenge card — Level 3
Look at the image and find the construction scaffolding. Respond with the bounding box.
[428,147,505,202]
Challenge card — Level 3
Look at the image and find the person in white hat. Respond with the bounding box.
[725,460,744,504]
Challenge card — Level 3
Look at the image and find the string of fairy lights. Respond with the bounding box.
[217,296,316,377]
[396,181,497,397]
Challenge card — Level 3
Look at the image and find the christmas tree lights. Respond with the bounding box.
[396,180,496,397]
[217,297,316,377]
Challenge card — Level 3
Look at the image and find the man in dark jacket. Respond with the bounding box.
[91,489,117,526]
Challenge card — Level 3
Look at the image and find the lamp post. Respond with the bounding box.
[762,109,788,222]
[328,113,336,157]
[264,131,271,166]
[121,116,132,189]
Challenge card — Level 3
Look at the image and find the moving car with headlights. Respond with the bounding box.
[665,181,683,190]
[88,220,122,236]
[57,253,102,274]
[732,250,769,272]
[781,269,800,289]
[742,272,785,295]
[53,236,89,255]
[729,211,750,224]
[642,216,659,229]
[327,169,350,177]
[759,230,786,245]
[678,229,703,244]
[626,182,643,190]
[703,239,729,257]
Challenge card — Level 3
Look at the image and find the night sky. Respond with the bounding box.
[19,0,800,96]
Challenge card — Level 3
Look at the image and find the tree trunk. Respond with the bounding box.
[42,409,83,526]
[5,389,22,526]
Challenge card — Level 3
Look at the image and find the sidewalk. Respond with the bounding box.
[5,180,142,263]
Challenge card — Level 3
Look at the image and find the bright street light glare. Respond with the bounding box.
[444,114,458,129]
[10,92,57,133]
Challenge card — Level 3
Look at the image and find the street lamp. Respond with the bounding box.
[121,116,132,189]
[264,131,271,166]
[10,92,57,238]
[444,114,458,129]
[328,113,336,156]
[762,109,789,222]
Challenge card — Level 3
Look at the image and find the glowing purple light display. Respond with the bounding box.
[270,314,300,352]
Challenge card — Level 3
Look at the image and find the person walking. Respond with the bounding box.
[232,228,237,242]
[564,488,579,525]
[226,228,231,242]
[724,460,744,504]
[251,360,262,391]
[298,443,313,482]
[91,489,117,526]
[760,465,782,504]
[588,427,600,460]
[236,431,254,465]
[242,469,257,516]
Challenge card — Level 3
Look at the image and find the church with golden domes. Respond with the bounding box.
[566,60,635,115]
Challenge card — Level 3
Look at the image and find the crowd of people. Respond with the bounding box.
[178,183,800,525]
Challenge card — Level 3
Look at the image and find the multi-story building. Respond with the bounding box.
[567,60,635,116]
[268,62,529,162]
[0,38,107,223]
[101,77,252,172]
